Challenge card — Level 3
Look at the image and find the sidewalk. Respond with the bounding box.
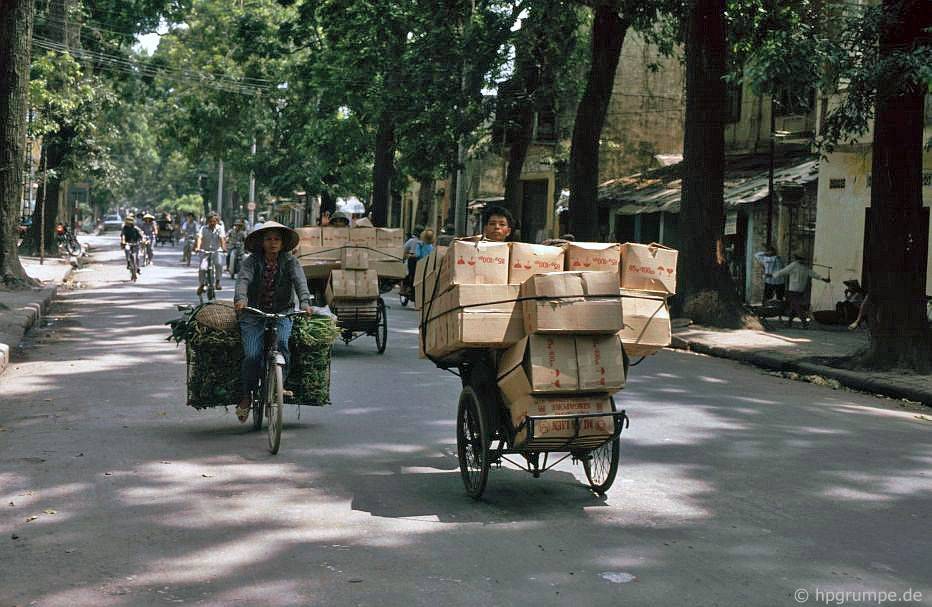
[671,322,932,406]
[0,255,77,376]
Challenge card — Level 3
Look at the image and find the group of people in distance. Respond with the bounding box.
[754,246,867,329]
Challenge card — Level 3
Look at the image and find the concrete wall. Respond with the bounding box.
[725,80,818,155]
[811,144,932,307]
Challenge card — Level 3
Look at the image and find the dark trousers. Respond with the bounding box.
[764,283,786,301]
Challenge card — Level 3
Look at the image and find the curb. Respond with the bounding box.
[670,338,932,406]
[0,265,75,377]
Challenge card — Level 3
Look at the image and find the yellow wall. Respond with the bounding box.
[811,145,932,306]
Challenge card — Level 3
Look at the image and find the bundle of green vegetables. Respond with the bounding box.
[286,314,339,406]
[167,306,337,409]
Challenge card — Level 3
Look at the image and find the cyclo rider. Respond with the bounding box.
[195,212,226,296]
[119,215,147,272]
[233,221,314,422]
[453,205,514,430]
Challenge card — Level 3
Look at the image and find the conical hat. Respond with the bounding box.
[244,220,300,253]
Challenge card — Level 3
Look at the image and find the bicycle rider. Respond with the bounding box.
[139,213,158,263]
[195,212,226,296]
[119,215,146,273]
[180,212,198,263]
[226,218,247,274]
[233,221,314,422]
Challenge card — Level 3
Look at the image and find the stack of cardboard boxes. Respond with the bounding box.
[295,226,407,280]
[417,238,678,445]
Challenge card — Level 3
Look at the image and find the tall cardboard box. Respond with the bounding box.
[413,246,447,310]
[295,227,322,246]
[565,242,621,276]
[575,334,626,391]
[498,366,614,445]
[508,243,565,285]
[420,284,523,358]
[620,243,678,294]
[349,227,378,249]
[341,246,370,270]
[521,271,624,334]
[321,227,350,250]
[619,289,671,356]
[376,228,404,247]
[435,239,509,294]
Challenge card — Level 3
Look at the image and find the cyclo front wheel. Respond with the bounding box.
[375,298,387,354]
[206,263,216,301]
[457,386,490,500]
[266,362,284,454]
[582,399,620,495]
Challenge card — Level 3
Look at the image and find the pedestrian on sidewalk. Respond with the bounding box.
[754,246,786,302]
[769,254,830,328]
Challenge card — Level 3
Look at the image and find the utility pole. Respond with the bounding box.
[216,159,224,220]
[248,136,256,226]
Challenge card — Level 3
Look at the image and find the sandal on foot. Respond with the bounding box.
[235,404,250,423]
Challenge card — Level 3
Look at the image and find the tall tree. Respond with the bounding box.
[0,0,36,286]
[676,0,754,326]
[864,0,930,369]
[567,2,627,241]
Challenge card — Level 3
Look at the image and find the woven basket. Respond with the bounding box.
[194,301,239,332]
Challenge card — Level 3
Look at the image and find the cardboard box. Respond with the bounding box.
[370,245,405,262]
[321,227,350,250]
[326,269,379,303]
[498,366,614,445]
[419,285,523,358]
[372,260,407,279]
[619,289,671,356]
[521,271,623,334]
[295,227,322,246]
[376,228,404,247]
[498,334,625,395]
[565,242,621,276]
[508,243,565,285]
[435,239,509,294]
[620,243,678,294]
[349,227,378,249]
[341,246,370,270]
[302,259,341,280]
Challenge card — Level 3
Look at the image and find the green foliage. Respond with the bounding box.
[158,193,202,214]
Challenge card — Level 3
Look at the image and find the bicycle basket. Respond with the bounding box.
[194,301,239,332]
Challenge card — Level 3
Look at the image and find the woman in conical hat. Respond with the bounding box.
[233,221,313,422]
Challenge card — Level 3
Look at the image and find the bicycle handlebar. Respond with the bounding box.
[241,307,309,320]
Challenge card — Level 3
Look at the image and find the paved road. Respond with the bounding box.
[2,235,930,607]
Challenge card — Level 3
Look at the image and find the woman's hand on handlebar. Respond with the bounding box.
[234,300,246,311]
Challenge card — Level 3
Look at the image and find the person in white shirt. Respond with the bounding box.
[770,255,830,328]
[754,246,786,301]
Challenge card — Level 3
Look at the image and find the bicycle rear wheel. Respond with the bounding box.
[266,363,284,454]
[206,265,216,301]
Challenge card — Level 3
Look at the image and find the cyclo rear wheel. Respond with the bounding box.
[266,362,284,454]
[581,399,620,495]
[457,386,490,500]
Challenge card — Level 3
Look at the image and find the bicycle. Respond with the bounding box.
[228,242,244,279]
[196,249,221,303]
[241,307,309,454]
[181,235,195,266]
[123,242,140,282]
[143,238,155,266]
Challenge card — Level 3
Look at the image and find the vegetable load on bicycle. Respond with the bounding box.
[292,224,400,354]
[416,231,677,497]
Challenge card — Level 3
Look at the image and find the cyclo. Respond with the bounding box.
[432,347,629,499]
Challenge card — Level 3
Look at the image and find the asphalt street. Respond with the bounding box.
[1,234,930,607]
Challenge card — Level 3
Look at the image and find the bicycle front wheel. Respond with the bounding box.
[266,363,284,454]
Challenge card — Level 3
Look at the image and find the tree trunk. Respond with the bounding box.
[320,189,336,218]
[864,0,931,370]
[676,0,754,327]
[20,136,68,257]
[567,5,627,242]
[415,178,435,230]
[503,93,536,230]
[371,112,395,227]
[0,0,36,287]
